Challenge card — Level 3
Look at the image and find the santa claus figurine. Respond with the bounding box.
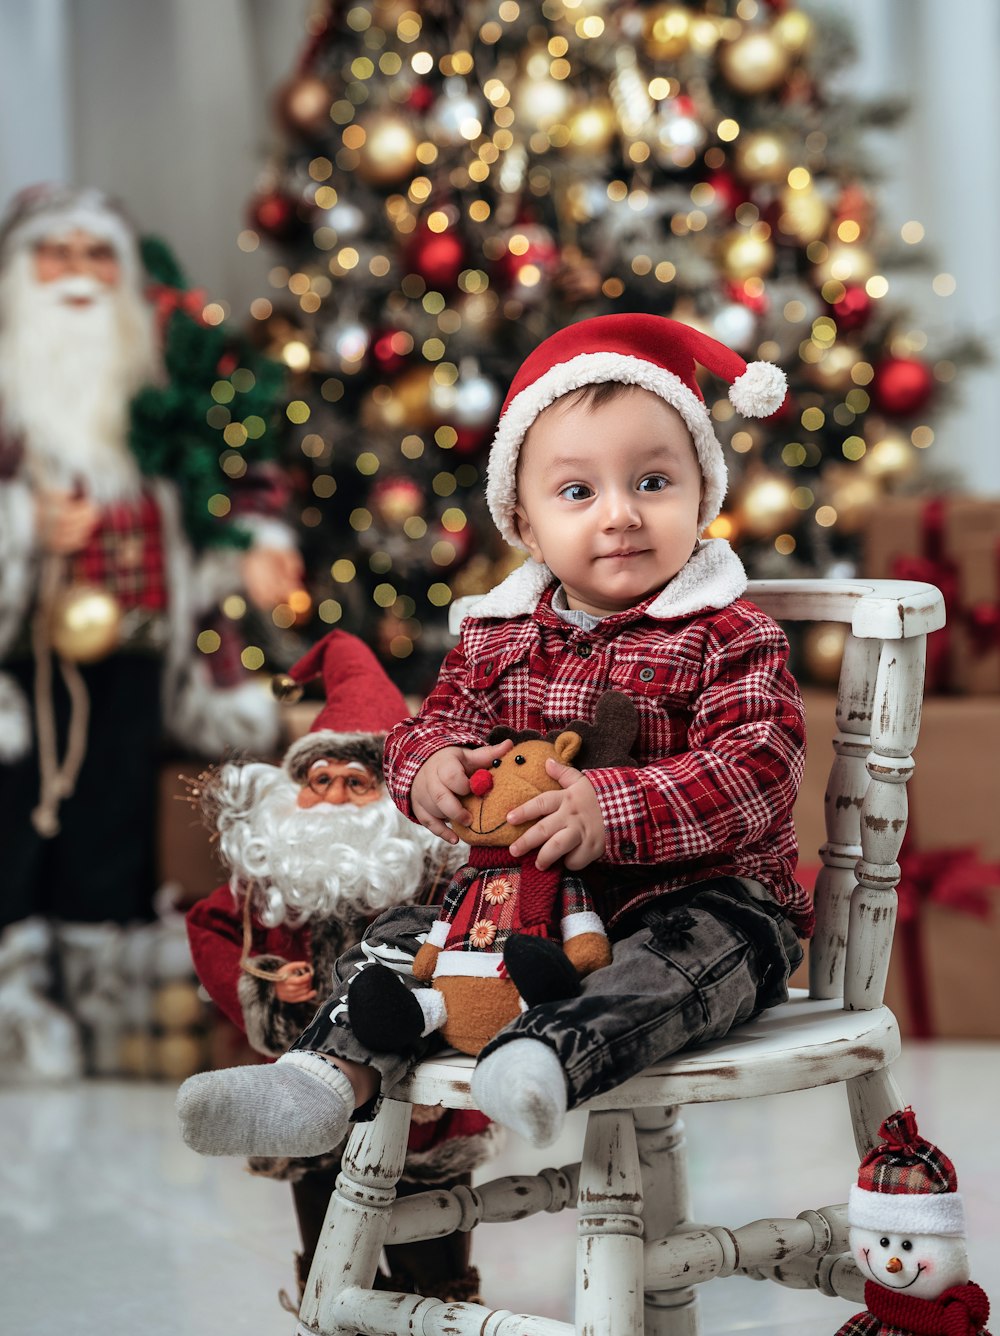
[187,628,496,1309]
[837,1107,990,1336]
[0,184,301,1078]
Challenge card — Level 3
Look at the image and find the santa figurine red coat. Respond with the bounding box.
[187,630,497,1307]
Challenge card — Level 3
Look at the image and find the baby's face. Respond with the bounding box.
[514,387,703,617]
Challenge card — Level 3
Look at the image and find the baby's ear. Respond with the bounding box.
[553,730,582,765]
[513,504,539,556]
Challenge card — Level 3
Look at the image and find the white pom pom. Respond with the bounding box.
[0,672,31,762]
[729,361,787,417]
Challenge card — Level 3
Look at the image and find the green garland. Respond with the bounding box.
[128,236,286,551]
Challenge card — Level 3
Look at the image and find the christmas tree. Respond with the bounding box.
[242,0,978,692]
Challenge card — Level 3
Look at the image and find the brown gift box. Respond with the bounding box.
[792,689,1000,1037]
[863,495,1000,694]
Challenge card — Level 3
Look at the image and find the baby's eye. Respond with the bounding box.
[559,483,593,502]
[638,474,668,493]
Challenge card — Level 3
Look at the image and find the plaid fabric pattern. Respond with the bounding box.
[437,859,594,952]
[70,489,168,611]
[859,1108,958,1197]
[385,584,813,936]
[835,1314,881,1336]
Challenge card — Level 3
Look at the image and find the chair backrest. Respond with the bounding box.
[745,579,945,1009]
[450,577,946,1013]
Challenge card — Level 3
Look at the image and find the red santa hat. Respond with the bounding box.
[0,184,141,282]
[848,1108,966,1237]
[485,313,787,547]
[275,630,409,784]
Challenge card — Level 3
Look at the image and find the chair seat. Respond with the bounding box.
[390,990,901,1111]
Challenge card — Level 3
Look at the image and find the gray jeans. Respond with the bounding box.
[292,878,803,1114]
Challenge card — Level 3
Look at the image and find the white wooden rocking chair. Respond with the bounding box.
[295,577,946,1336]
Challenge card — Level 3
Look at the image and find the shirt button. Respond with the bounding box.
[621,840,637,858]
[576,642,592,659]
[638,667,655,682]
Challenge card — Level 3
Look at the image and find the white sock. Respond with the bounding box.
[471,1039,568,1148]
[176,1051,354,1158]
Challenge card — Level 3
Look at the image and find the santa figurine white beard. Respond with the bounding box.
[0,247,158,504]
[210,760,461,930]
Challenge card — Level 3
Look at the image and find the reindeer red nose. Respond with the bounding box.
[469,769,493,797]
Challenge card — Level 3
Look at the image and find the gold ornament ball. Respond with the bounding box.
[272,673,304,703]
[153,981,205,1031]
[733,132,791,185]
[809,342,860,392]
[777,184,830,245]
[567,102,617,155]
[772,10,815,56]
[860,433,918,483]
[155,1033,206,1081]
[356,113,419,186]
[119,1030,154,1079]
[513,74,573,130]
[720,229,776,281]
[804,622,847,687]
[829,471,879,535]
[719,31,791,94]
[275,73,332,137]
[49,584,122,663]
[739,475,797,538]
[643,5,692,59]
[813,243,876,288]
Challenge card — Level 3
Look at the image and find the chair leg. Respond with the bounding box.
[846,1066,905,1158]
[635,1107,699,1336]
[576,1109,645,1336]
[298,1098,412,1336]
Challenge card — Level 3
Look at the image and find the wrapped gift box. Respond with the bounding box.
[792,689,1000,1037]
[863,495,1000,693]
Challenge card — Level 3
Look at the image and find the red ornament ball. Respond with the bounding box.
[372,328,415,375]
[406,226,467,291]
[830,284,872,332]
[705,169,748,216]
[408,83,435,113]
[371,476,425,526]
[249,190,301,242]
[871,356,935,417]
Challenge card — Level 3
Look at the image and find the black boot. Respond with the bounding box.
[502,934,581,1008]
[348,963,426,1053]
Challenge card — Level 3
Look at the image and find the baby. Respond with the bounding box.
[178,313,811,1154]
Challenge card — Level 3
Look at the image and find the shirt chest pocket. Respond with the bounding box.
[468,647,525,691]
[608,655,701,710]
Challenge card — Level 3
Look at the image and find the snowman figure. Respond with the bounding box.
[836,1108,991,1335]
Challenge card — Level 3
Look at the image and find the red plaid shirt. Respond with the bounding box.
[70,489,167,611]
[385,581,813,937]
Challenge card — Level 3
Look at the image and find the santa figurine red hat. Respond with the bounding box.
[838,1108,990,1335]
[273,629,409,784]
[485,313,787,547]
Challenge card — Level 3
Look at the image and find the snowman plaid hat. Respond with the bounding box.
[848,1107,966,1237]
[484,312,787,547]
[276,630,409,784]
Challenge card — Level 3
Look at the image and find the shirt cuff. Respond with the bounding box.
[585,766,648,862]
[426,920,450,948]
[561,911,606,941]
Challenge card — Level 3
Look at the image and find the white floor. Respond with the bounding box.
[2,1045,998,1335]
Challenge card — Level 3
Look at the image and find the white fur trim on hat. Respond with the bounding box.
[848,1183,966,1237]
[486,351,727,549]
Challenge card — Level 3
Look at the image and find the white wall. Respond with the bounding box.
[0,0,996,492]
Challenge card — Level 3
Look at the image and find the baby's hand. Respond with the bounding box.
[410,738,513,843]
[507,758,606,872]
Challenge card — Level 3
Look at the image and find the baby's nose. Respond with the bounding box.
[469,769,493,797]
[885,1257,903,1274]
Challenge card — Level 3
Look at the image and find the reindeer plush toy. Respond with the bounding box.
[349,694,637,1057]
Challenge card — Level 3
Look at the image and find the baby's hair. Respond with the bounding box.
[556,381,637,413]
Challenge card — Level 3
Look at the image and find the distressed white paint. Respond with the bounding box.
[301,579,944,1336]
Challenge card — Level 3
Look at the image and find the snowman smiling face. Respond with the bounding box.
[850,1226,970,1299]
